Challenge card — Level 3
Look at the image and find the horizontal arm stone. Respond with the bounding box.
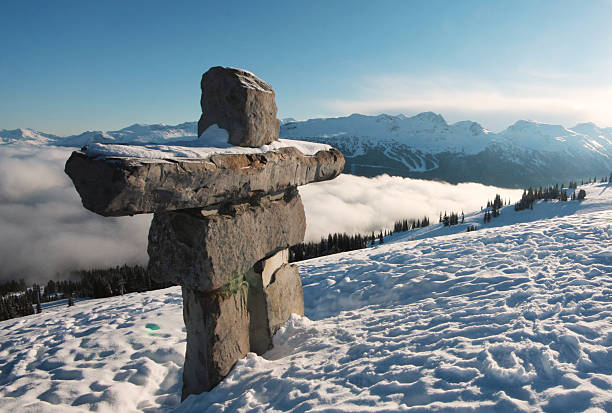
[65,146,344,217]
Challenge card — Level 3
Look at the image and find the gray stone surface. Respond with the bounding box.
[181,284,250,400]
[147,189,306,292]
[63,65,342,396]
[246,265,269,356]
[247,251,304,355]
[65,146,344,217]
[197,66,279,147]
[265,264,304,334]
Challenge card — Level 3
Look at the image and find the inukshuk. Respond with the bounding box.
[64,67,345,400]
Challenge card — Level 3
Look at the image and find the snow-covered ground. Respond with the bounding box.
[0,291,185,412]
[1,183,611,412]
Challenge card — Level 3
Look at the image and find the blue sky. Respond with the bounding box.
[2,0,611,135]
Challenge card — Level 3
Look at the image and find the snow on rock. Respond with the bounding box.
[1,183,611,412]
[82,125,331,160]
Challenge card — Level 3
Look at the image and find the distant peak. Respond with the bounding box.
[574,121,598,127]
[509,119,541,127]
[505,119,560,130]
[415,111,444,120]
[570,122,600,131]
[452,120,488,135]
[124,123,148,130]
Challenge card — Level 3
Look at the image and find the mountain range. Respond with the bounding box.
[280,113,612,187]
[3,113,612,187]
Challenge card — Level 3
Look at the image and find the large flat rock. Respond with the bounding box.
[65,146,344,217]
[147,189,306,292]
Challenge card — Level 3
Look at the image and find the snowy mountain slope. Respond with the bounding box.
[571,122,612,143]
[280,112,492,155]
[1,183,610,412]
[57,122,199,147]
[0,123,199,148]
[280,114,612,159]
[280,115,612,187]
[499,120,612,160]
[0,128,60,146]
[391,181,612,243]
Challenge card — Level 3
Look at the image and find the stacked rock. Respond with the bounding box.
[65,67,344,401]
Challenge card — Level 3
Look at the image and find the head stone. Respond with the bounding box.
[197,67,280,147]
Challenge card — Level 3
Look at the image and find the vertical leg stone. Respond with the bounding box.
[181,284,250,400]
[147,191,307,400]
[247,249,304,355]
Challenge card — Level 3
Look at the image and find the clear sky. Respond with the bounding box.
[2,0,612,135]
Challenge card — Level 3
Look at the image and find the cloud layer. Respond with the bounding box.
[0,146,523,282]
[299,174,523,241]
[0,146,152,282]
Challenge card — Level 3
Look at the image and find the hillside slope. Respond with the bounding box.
[1,183,610,412]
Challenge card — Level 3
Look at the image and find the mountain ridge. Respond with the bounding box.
[3,112,611,187]
[279,113,612,187]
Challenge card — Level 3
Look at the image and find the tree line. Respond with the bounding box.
[514,183,586,212]
[290,216,431,262]
[0,265,174,321]
[439,212,464,227]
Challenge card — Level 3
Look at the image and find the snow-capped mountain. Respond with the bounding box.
[280,114,612,187]
[58,122,198,147]
[0,128,59,146]
[0,122,199,148]
[280,112,492,155]
[3,113,612,187]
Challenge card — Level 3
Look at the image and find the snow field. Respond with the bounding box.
[180,205,611,412]
[0,183,610,412]
[0,291,186,412]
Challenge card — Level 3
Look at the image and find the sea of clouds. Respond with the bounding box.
[0,146,523,282]
[300,174,523,241]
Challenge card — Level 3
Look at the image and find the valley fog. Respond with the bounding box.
[0,145,522,282]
